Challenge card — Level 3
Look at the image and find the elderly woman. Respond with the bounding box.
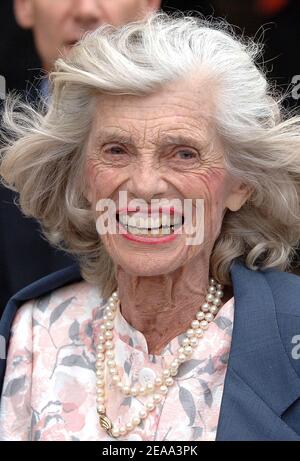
[0,12,300,442]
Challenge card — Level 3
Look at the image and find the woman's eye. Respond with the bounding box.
[105,146,125,155]
[175,150,197,160]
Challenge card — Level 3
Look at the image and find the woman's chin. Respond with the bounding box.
[117,259,180,277]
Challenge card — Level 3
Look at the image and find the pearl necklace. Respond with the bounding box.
[96,277,224,439]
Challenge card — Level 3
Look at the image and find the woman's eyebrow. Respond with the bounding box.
[94,130,136,147]
[94,131,205,148]
[158,134,205,148]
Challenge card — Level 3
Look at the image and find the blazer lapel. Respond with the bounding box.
[216,260,300,440]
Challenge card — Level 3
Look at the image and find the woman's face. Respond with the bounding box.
[85,76,250,276]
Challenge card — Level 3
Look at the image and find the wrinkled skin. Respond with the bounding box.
[85,75,252,355]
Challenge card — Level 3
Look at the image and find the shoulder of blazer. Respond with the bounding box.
[230,258,300,383]
[0,264,82,395]
[217,261,300,440]
[263,268,300,378]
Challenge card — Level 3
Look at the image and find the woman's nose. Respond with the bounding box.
[126,163,168,202]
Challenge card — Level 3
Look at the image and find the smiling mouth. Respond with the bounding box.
[116,213,184,237]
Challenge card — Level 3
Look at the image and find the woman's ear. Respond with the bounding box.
[225,181,254,212]
[14,0,35,29]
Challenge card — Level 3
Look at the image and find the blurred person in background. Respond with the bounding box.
[0,0,161,315]
[14,0,161,99]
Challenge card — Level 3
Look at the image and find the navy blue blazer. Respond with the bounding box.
[1,258,300,441]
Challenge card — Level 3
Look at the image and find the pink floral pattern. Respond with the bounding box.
[0,280,234,441]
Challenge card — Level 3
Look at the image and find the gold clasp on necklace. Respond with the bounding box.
[98,410,115,438]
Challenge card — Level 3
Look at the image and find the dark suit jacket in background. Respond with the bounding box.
[0,186,74,315]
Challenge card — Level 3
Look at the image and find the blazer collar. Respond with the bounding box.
[216,259,300,440]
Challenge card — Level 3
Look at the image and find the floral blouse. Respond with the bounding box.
[0,280,234,441]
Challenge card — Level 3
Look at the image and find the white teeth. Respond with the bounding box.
[162,226,170,234]
[173,215,182,226]
[128,216,136,227]
[153,217,160,228]
[120,215,128,225]
[128,226,140,235]
[118,212,183,236]
[126,225,172,236]
[149,217,160,229]
[161,215,169,226]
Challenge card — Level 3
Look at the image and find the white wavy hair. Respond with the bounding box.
[1,11,300,296]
